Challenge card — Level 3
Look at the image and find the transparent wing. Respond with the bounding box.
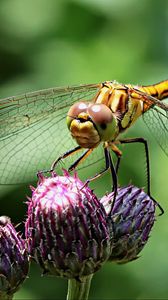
[0,83,106,185]
[142,99,168,156]
[0,83,100,138]
[129,86,168,157]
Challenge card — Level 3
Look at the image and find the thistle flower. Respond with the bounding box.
[25,171,112,279]
[100,185,156,264]
[0,216,29,300]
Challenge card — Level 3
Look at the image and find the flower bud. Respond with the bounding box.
[25,171,112,279]
[0,216,29,299]
[100,185,156,263]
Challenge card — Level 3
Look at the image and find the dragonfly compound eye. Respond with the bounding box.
[68,102,89,118]
[87,104,118,142]
[87,104,113,125]
[67,102,89,129]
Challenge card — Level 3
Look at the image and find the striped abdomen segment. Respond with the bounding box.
[141,80,168,100]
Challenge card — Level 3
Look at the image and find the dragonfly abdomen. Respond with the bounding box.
[141,80,168,100]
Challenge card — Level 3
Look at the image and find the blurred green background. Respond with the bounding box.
[0,0,168,299]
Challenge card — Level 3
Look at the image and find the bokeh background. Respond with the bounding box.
[0,0,168,299]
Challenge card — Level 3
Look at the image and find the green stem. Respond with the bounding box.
[66,274,93,300]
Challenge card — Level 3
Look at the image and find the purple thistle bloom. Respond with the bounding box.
[25,171,112,279]
[100,185,156,263]
[0,216,29,299]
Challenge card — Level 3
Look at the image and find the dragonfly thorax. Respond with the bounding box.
[67,101,119,148]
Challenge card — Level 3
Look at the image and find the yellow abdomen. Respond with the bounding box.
[140,79,168,100]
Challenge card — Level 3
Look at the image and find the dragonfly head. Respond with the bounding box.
[67,101,118,148]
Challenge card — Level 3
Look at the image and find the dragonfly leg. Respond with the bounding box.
[37,146,83,178]
[50,145,82,171]
[109,142,122,174]
[82,147,118,210]
[114,155,121,174]
[107,149,118,211]
[81,147,110,185]
[58,145,118,206]
[59,146,118,206]
[84,148,111,181]
[119,137,164,215]
[119,137,150,192]
[68,148,94,171]
[108,144,123,212]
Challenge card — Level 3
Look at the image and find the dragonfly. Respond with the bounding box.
[0,79,168,210]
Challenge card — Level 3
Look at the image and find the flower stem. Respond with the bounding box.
[66,274,93,300]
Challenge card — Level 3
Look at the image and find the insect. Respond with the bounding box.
[0,80,168,210]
